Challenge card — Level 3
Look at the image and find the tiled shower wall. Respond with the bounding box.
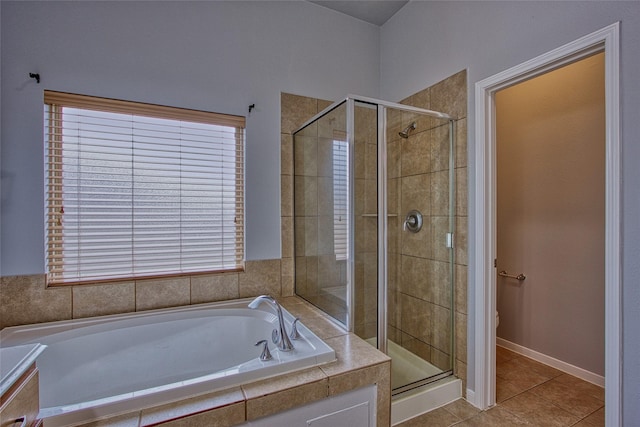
[389,70,468,390]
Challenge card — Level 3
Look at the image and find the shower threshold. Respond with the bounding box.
[364,338,461,425]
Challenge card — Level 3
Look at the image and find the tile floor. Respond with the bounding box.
[396,346,604,426]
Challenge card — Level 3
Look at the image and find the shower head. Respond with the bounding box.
[399,122,416,139]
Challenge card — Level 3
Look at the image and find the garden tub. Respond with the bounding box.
[0,297,336,426]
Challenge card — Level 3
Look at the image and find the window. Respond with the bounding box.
[45,91,245,285]
[333,139,349,260]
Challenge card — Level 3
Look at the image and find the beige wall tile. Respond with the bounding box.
[401,129,431,176]
[281,216,294,259]
[239,259,281,298]
[431,70,468,120]
[432,305,452,352]
[430,170,450,217]
[456,118,467,168]
[72,282,135,318]
[431,346,451,371]
[281,93,318,135]
[431,124,451,172]
[281,257,294,297]
[430,260,452,309]
[455,264,468,315]
[455,216,468,266]
[455,312,467,362]
[0,274,71,328]
[303,217,319,257]
[401,173,430,218]
[135,277,190,311]
[456,167,468,217]
[431,216,450,263]
[402,87,434,132]
[401,332,432,363]
[399,293,432,344]
[317,99,334,112]
[399,255,431,301]
[281,174,293,218]
[190,273,239,304]
[401,221,432,259]
[280,297,346,339]
[281,133,293,176]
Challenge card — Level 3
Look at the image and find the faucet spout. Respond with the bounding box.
[248,295,294,352]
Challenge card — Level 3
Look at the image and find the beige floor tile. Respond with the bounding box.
[572,407,605,427]
[496,345,520,363]
[531,377,604,418]
[500,390,581,426]
[455,406,530,426]
[496,377,528,403]
[442,398,481,420]
[553,374,605,402]
[396,407,460,427]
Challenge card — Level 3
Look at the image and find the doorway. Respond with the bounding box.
[495,52,605,398]
[472,23,621,425]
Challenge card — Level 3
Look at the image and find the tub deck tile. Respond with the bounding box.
[139,387,245,427]
[76,412,141,427]
[242,367,328,420]
[319,333,391,377]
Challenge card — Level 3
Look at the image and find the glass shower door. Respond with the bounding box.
[384,107,456,393]
[293,96,456,396]
[293,101,349,325]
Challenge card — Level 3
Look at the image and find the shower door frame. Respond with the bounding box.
[294,95,457,377]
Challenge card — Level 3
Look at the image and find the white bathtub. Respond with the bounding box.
[0,298,336,426]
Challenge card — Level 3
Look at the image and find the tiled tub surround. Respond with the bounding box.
[0,260,283,330]
[1,299,336,426]
[1,296,391,427]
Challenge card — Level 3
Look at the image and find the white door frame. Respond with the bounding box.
[471,23,621,425]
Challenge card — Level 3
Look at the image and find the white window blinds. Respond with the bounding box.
[333,139,349,260]
[45,91,245,285]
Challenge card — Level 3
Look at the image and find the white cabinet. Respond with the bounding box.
[242,386,376,427]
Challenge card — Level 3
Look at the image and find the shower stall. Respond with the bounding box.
[293,95,457,398]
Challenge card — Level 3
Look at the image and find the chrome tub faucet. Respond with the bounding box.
[248,295,294,352]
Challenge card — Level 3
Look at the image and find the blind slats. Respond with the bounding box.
[45,91,245,285]
[333,140,349,260]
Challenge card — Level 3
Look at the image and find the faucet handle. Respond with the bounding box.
[255,340,272,361]
[290,318,301,340]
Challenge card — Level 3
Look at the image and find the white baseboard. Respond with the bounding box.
[497,338,605,387]
[391,377,461,425]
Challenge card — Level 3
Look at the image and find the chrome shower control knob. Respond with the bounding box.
[403,210,423,233]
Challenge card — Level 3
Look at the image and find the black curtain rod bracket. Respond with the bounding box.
[29,73,40,84]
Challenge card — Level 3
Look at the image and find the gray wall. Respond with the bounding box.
[0,1,379,275]
[380,1,639,422]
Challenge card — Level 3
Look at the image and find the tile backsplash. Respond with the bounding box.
[0,259,282,330]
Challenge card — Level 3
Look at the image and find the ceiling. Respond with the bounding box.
[308,1,409,26]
